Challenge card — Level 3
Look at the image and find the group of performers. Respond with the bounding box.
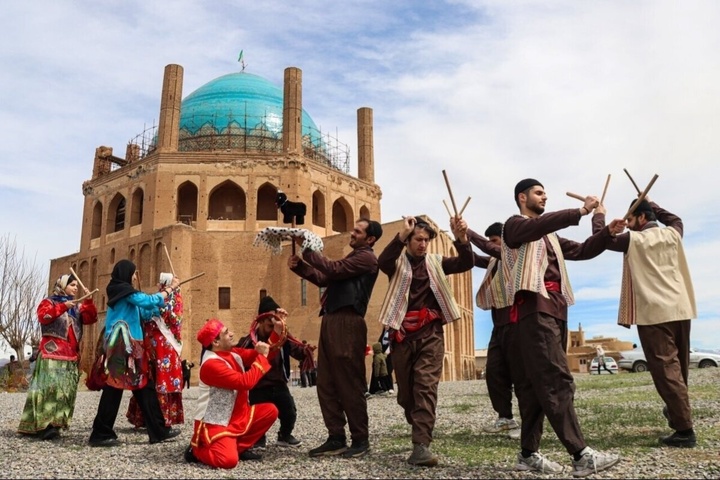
[15,174,696,475]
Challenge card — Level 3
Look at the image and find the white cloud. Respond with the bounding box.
[1,0,719,349]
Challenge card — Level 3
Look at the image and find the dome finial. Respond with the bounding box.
[237,50,247,72]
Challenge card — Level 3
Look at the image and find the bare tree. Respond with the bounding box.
[0,234,46,360]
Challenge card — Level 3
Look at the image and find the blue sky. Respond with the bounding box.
[1,1,719,354]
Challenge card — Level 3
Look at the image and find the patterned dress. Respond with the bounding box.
[126,289,184,427]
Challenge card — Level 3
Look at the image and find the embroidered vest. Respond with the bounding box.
[496,218,575,309]
[476,257,500,310]
[40,299,83,343]
[194,351,242,427]
[378,252,461,330]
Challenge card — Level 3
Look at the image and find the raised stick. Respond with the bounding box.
[69,267,88,293]
[624,174,659,220]
[162,243,177,277]
[291,219,296,256]
[442,200,453,217]
[442,170,459,216]
[178,272,206,287]
[600,174,611,205]
[623,168,642,194]
[74,288,99,303]
[458,197,471,217]
[566,192,586,202]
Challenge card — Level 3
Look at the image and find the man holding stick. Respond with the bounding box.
[376,215,473,466]
[594,197,697,447]
[288,218,383,458]
[501,179,624,476]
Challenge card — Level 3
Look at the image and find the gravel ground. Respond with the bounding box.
[1,369,718,479]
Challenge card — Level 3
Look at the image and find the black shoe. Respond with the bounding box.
[150,427,181,444]
[662,406,676,430]
[40,426,60,441]
[240,449,263,461]
[277,433,302,447]
[184,445,199,463]
[308,436,348,457]
[660,431,697,448]
[341,439,370,458]
[89,437,121,448]
[252,435,267,451]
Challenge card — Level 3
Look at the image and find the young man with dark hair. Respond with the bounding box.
[500,179,625,476]
[377,215,473,467]
[288,218,383,458]
[468,222,521,440]
[595,198,696,448]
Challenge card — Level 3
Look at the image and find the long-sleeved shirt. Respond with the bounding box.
[503,209,613,321]
[593,202,683,252]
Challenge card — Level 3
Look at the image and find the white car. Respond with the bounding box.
[589,356,619,374]
[617,348,720,373]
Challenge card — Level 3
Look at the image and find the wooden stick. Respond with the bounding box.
[69,267,88,293]
[163,243,177,277]
[624,174,659,220]
[623,168,641,194]
[74,288,99,303]
[441,170,459,216]
[600,174,611,205]
[458,197,471,217]
[291,219,296,255]
[442,200,453,217]
[566,192,586,202]
[178,272,206,287]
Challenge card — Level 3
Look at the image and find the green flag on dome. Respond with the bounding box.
[238,50,244,63]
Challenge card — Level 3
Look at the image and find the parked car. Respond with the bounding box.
[618,348,720,373]
[589,356,619,374]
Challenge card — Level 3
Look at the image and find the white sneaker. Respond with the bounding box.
[515,452,565,474]
[571,447,620,477]
[507,427,521,440]
[484,417,520,433]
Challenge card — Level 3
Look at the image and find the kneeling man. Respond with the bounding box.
[185,319,278,468]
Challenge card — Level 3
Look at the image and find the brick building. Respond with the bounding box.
[48,64,476,384]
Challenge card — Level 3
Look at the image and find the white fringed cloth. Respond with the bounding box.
[253,227,324,255]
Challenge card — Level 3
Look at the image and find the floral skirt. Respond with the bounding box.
[105,323,149,390]
[126,391,184,427]
[17,356,80,434]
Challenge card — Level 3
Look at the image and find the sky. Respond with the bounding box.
[1,1,719,354]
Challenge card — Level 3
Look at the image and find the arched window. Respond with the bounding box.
[130,188,144,226]
[91,201,103,239]
[256,183,278,221]
[312,190,326,227]
[359,205,370,220]
[107,193,126,233]
[208,181,246,220]
[177,181,198,224]
[331,197,353,233]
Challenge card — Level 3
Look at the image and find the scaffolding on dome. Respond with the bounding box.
[126,113,350,174]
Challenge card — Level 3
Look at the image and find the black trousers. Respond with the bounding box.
[90,383,169,443]
[249,383,297,437]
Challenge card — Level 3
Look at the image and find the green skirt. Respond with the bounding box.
[17,356,80,434]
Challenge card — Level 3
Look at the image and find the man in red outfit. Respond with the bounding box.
[184,319,278,468]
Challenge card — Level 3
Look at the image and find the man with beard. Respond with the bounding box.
[594,198,696,448]
[501,179,624,476]
[288,218,383,458]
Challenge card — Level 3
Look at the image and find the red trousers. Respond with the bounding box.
[194,403,278,469]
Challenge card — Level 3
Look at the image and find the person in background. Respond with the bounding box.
[594,345,614,374]
[18,274,98,440]
[182,359,195,389]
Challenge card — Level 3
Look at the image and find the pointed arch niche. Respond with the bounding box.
[91,201,103,239]
[312,190,326,227]
[208,181,246,220]
[256,183,278,221]
[130,187,144,227]
[331,197,353,233]
[359,205,370,220]
[177,181,198,224]
[107,193,126,233]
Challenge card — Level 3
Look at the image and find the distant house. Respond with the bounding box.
[473,323,635,375]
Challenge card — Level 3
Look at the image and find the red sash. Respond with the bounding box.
[392,308,441,343]
[509,281,561,323]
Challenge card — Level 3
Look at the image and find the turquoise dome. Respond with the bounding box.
[179,72,322,146]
